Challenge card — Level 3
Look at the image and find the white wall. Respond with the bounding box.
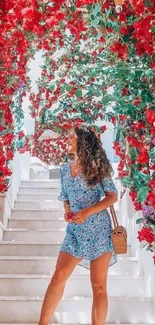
[22,51,44,135]
[101,122,114,163]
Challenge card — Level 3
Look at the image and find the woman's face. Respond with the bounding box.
[67,129,78,154]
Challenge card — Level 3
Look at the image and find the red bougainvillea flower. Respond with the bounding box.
[150,126,155,137]
[1,133,14,146]
[6,149,14,161]
[133,14,154,56]
[46,17,58,28]
[133,201,142,211]
[127,136,142,149]
[0,151,5,166]
[146,109,155,124]
[118,160,125,170]
[63,123,72,130]
[130,0,145,16]
[133,121,145,131]
[120,26,130,35]
[129,191,137,202]
[118,11,127,23]
[18,131,25,140]
[101,125,107,133]
[0,166,12,177]
[118,170,129,178]
[77,0,96,6]
[136,149,149,164]
[150,61,155,69]
[110,41,128,61]
[111,116,116,125]
[122,87,128,96]
[150,163,155,171]
[0,183,8,193]
[137,226,154,244]
[134,96,141,106]
[149,179,155,189]
[113,142,125,158]
[147,192,155,208]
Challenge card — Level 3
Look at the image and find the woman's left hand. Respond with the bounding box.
[73,209,89,224]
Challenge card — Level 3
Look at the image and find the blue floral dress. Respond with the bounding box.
[58,163,118,267]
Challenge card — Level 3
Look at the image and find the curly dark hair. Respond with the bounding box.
[74,126,113,186]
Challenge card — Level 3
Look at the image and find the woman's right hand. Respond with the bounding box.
[64,211,74,223]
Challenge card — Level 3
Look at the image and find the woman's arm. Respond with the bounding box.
[64,200,71,213]
[64,200,74,223]
[85,191,118,216]
[57,166,73,222]
[73,191,118,224]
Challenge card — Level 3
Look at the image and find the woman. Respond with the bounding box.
[38,126,118,325]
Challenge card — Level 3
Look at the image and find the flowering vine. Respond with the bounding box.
[0,0,155,258]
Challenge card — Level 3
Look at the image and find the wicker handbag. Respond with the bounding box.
[109,205,127,254]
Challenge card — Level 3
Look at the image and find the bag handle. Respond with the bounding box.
[100,180,119,229]
[110,205,119,228]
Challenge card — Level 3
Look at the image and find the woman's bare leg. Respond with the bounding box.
[90,252,112,325]
[38,252,82,325]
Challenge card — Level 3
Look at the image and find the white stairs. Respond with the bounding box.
[0,179,155,324]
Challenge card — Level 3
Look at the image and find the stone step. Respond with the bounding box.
[0,256,139,276]
[0,274,145,297]
[0,242,61,256]
[4,229,66,242]
[21,180,59,189]
[14,200,63,210]
[8,218,66,229]
[0,242,133,257]
[19,187,60,194]
[17,193,59,201]
[12,209,64,218]
[0,296,154,323]
[2,229,130,247]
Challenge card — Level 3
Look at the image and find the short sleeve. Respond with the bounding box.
[57,167,68,201]
[100,177,118,196]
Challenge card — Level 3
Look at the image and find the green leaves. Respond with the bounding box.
[136,218,144,224]
[75,89,82,97]
[102,94,116,105]
[59,20,64,30]
[144,0,154,7]
[66,85,73,92]
[92,3,101,16]
[146,217,155,226]
[60,86,65,95]
[129,147,138,161]
[90,68,98,76]
[149,147,155,163]
[137,186,149,203]
[93,106,99,114]
[135,101,147,110]
[48,82,55,92]
[94,90,101,97]
[121,176,134,188]
[133,171,150,191]
[151,26,155,33]
[90,3,101,26]
[91,17,100,27]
